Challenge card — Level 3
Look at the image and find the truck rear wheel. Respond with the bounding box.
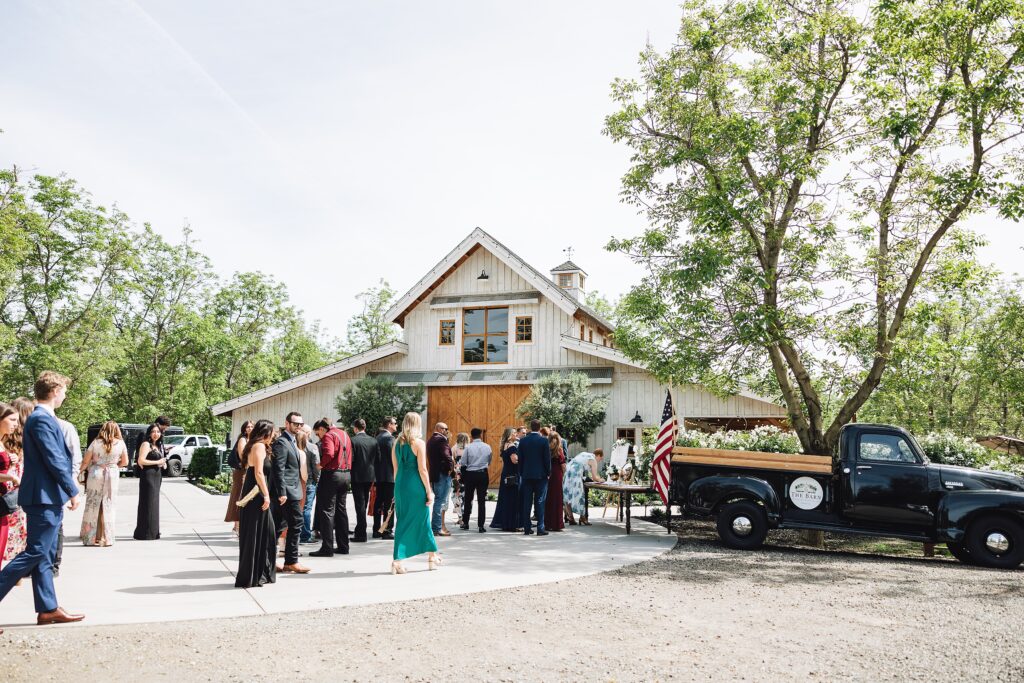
[964,515,1024,569]
[716,501,768,550]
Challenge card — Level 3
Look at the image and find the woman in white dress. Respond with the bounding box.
[79,420,129,546]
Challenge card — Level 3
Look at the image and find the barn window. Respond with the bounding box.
[558,273,573,288]
[588,330,593,343]
[463,307,509,364]
[515,316,533,342]
[439,319,456,346]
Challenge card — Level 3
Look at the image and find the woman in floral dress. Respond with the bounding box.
[0,403,22,565]
[562,448,604,525]
[79,420,129,546]
[2,397,33,564]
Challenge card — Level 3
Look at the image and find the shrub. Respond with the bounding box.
[188,447,221,481]
[198,472,232,494]
[517,371,609,446]
[917,431,987,467]
[674,425,802,454]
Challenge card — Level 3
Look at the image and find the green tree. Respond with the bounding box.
[343,279,399,355]
[333,376,425,435]
[516,372,609,446]
[605,0,1024,454]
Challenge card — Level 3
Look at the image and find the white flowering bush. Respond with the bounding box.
[980,454,1024,478]
[675,425,802,454]
[917,431,988,467]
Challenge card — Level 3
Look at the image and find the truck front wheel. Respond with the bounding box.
[165,458,183,478]
[964,515,1024,569]
[716,501,768,550]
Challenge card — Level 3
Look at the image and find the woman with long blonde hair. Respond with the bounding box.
[390,412,439,574]
[79,420,129,546]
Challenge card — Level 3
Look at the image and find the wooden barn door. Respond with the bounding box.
[427,385,530,487]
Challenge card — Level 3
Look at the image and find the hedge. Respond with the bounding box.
[187,447,222,481]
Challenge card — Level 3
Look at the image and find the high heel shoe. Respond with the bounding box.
[390,561,406,575]
[428,554,441,570]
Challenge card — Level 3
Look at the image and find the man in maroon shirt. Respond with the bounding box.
[310,418,352,557]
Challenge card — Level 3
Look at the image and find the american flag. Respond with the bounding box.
[652,389,676,506]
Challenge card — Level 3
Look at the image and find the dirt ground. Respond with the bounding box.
[3,519,1023,682]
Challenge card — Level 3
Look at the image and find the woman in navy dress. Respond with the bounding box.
[489,427,521,531]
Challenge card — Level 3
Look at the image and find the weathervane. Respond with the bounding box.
[563,246,574,261]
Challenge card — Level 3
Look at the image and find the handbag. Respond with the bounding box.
[502,474,518,486]
[0,487,19,516]
[235,482,260,508]
[378,500,395,534]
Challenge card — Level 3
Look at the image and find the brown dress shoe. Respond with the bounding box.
[37,607,85,625]
[281,563,310,574]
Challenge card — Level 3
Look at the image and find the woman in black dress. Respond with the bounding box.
[489,427,521,531]
[133,424,166,540]
[235,419,277,589]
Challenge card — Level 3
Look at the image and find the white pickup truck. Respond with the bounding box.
[162,434,215,477]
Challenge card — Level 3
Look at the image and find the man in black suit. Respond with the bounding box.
[272,411,311,573]
[372,416,397,539]
[518,419,551,536]
[349,418,377,543]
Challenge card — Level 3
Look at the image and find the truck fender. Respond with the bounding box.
[936,491,1024,544]
[687,475,782,524]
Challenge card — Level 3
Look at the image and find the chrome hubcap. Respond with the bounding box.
[732,516,753,536]
[986,532,1010,554]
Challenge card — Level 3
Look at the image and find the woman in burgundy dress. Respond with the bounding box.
[544,431,566,531]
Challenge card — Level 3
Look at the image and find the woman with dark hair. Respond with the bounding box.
[0,403,21,568]
[133,423,167,540]
[2,398,34,564]
[544,431,566,532]
[225,420,254,534]
[79,420,128,546]
[489,427,521,532]
[236,419,277,588]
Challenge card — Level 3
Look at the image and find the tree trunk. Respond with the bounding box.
[800,530,825,548]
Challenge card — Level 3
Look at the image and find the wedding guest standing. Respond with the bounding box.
[225,420,254,534]
[459,428,491,532]
[79,421,128,546]
[2,398,33,565]
[489,428,521,532]
[350,419,377,543]
[544,432,566,532]
[0,371,84,625]
[133,423,166,540]
[310,418,352,557]
[300,425,319,544]
[0,403,21,565]
[236,419,277,588]
[52,413,80,578]
[518,419,551,536]
[563,449,604,525]
[426,423,453,537]
[391,412,439,574]
[450,432,469,529]
[372,416,397,539]
[271,412,310,574]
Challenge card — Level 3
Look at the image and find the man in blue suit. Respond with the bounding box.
[518,419,551,536]
[0,371,84,625]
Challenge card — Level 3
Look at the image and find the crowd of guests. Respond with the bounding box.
[0,371,613,624]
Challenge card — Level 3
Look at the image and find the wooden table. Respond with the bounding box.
[583,482,669,534]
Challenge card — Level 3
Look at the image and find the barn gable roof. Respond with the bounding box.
[384,227,613,332]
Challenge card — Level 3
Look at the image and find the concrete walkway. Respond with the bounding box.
[0,477,674,628]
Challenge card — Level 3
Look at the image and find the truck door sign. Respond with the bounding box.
[789,477,824,510]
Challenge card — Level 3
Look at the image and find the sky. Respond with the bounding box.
[2,1,1021,340]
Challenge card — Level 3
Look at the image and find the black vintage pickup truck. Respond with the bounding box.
[670,423,1024,568]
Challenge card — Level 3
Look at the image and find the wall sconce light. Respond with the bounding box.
[630,411,643,423]
[477,270,489,280]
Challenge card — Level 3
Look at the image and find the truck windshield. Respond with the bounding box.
[163,436,185,446]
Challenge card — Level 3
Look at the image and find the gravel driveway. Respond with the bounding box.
[4,521,1022,682]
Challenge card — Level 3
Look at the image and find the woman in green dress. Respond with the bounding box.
[391,412,440,574]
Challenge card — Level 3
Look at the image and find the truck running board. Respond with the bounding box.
[777,522,932,543]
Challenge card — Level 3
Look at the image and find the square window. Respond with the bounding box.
[462,307,508,364]
[558,273,573,288]
[515,316,533,342]
[439,319,455,346]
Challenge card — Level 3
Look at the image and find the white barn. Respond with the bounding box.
[211,228,786,486]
